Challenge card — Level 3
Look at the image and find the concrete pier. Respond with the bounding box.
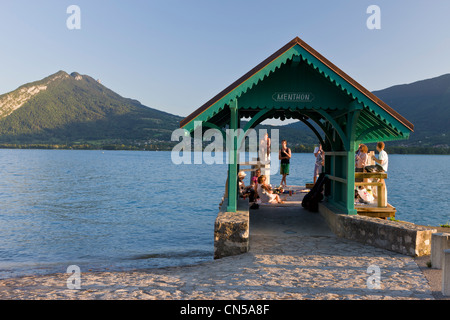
[250,198,332,238]
[443,249,450,296]
[214,186,437,260]
[431,233,450,269]
[319,203,436,257]
[214,198,249,259]
[0,185,441,300]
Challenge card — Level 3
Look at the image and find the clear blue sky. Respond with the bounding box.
[1,0,450,119]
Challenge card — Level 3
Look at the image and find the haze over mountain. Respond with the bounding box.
[0,71,448,150]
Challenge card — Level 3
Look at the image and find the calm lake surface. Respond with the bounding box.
[0,150,449,278]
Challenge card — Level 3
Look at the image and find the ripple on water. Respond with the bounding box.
[0,150,448,277]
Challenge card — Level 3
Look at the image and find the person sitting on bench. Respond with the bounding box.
[373,141,388,172]
[257,175,285,204]
[238,171,256,202]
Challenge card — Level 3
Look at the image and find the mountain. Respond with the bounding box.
[372,74,450,147]
[266,74,450,149]
[0,71,183,145]
[0,71,448,152]
[280,74,450,148]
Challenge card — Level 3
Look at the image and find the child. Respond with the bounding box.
[257,175,285,204]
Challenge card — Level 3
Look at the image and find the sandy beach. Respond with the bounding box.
[0,203,446,300]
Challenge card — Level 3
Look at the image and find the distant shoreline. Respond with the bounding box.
[0,144,449,155]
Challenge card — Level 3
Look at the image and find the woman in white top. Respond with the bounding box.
[257,175,285,204]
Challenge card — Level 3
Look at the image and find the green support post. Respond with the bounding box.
[345,106,361,215]
[345,148,357,215]
[227,99,239,212]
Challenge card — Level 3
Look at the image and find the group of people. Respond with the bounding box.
[356,141,389,173]
[312,141,389,184]
[237,138,292,205]
[238,168,286,204]
[355,141,389,203]
[236,137,389,206]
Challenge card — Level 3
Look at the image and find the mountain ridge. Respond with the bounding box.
[372,73,450,146]
[0,70,183,145]
[0,70,449,151]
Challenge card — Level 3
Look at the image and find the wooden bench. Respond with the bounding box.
[354,172,395,219]
[239,161,270,172]
[355,203,396,218]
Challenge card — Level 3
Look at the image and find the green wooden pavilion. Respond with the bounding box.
[180,36,414,215]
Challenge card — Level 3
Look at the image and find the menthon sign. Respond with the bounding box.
[272,92,314,102]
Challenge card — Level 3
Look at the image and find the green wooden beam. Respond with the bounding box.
[227,99,239,212]
[316,109,349,151]
[302,111,336,150]
[237,108,273,149]
[344,108,361,215]
[347,108,361,143]
[202,121,227,141]
[330,108,350,120]
[296,116,325,147]
[356,124,384,141]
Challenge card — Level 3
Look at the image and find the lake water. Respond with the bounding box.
[0,150,449,278]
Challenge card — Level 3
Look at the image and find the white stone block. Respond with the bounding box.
[431,233,450,269]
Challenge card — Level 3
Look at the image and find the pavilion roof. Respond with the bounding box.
[180,36,414,143]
